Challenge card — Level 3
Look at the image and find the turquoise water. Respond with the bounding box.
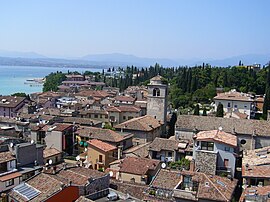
[0,66,102,95]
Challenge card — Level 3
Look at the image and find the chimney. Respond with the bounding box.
[118,146,123,160]
[189,159,195,172]
[52,166,57,174]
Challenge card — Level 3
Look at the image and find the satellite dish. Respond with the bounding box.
[84,148,88,152]
[109,171,114,177]
[10,142,14,148]
[31,140,35,144]
[48,159,53,165]
[218,126,223,131]
[161,162,167,169]
[75,156,80,161]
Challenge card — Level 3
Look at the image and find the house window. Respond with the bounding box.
[168,152,172,157]
[225,147,230,152]
[123,116,126,120]
[224,159,229,168]
[94,114,98,118]
[128,116,133,120]
[227,103,231,108]
[234,105,238,109]
[100,115,102,118]
[5,179,14,187]
[99,155,103,162]
[201,141,214,151]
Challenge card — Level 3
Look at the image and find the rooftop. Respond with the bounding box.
[214,89,254,102]
[195,130,237,147]
[150,169,237,202]
[115,115,163,132]
[0,96,26,108]
[119,157,160,175]
[88,139,117,152]
[43,147,62,159]
[176,115,270,137]
[0,151,16,163]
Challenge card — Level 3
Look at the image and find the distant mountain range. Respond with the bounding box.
[0,50,269,68]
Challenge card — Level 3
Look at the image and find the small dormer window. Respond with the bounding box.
[153,88,160,96]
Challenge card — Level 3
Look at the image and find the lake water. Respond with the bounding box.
[0,65,102,95]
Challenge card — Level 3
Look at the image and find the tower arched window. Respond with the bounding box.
[153,88,160,96]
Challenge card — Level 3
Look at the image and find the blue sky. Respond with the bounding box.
[0,0,270,59]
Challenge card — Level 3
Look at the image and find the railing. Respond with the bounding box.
[0,169,18,177]
[173,189,197,200]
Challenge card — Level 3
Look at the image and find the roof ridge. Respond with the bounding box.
[203,173,228,201]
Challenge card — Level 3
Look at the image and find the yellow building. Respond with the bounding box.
[87,139,117,171]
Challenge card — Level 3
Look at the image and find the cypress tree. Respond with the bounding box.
[202,108,207,116]
[216,103,224,117]
[194,104,200,115]
[263,87,270,120]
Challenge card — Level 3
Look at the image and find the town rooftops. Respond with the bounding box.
[61,117,102,126]
[150,169,237,202]
[119,157,160,175]
[0,151,16,163]
[214,89,254,102]
[149,137,181,152]
[123,142,151,158]
[49,123,73,132]
[115,115,163,132]
[176,115,270,137]
[0,96,25,108]
[195,130,237,147]
[88,139,117,152]
[106,105,141,113]
[114,96,136,103]
[43,147,62,159]
[242,146,270,178]
[9,165,108,202]
[76,126,133,143]
[239,185,270,202]
[75,90,109,98]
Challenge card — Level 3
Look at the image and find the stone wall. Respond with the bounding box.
[195,151,217,175]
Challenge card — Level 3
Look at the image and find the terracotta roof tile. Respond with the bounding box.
[0,172,21,182]
[0,151,16,163]
[43,148,62,159]
[214,90,254,102]
[106,105,141,113]
[115,96,136,102]
[176,115,270,137]
[76,126,133,143]
[240,185,270,202]
[115,115,163,132]
[195,130,237,147]
[88,139,117,152]
[119,157,160,175]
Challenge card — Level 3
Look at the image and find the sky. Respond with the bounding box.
[0,0,270,60]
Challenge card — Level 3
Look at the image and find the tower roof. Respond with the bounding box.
[150,75,163,81]
[149,75,164,85]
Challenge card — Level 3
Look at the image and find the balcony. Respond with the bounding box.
[173,189,197,200]
[96,159,105,165]
[216,166,232,177]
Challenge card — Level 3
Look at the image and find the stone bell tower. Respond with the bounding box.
[147,75,168,125]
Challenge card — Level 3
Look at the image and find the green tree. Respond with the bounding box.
[168,112,177,137]
[216,103,224,117]
[262,87,270,120]
[11,92,27,97]
[202,108,207,116]
[43,72,66,92]
[194,104,200,115]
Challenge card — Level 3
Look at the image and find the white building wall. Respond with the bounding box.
[214,99,252,119]
[44,131,62,152]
